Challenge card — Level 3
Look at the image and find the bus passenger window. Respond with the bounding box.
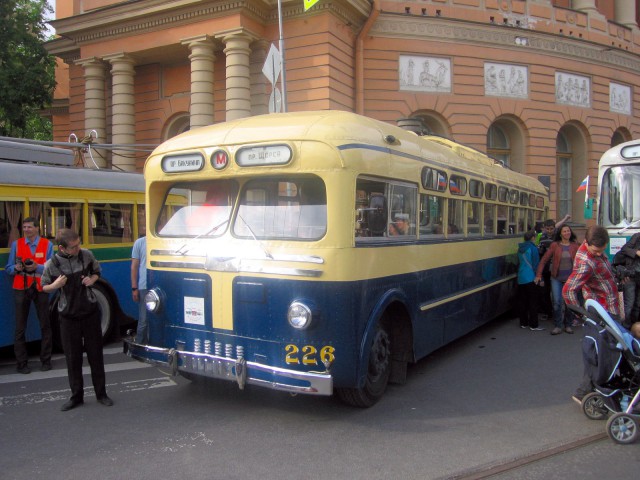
[89,203,132,244]
[483,204,496,235]
[467,202,481,235]
[419,194,444,237]
[497,204,507,235]
[447,198,464,236]
[43,202,83,240]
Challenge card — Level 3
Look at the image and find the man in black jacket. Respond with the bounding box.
[616,232,640,328]
[41,229,114,411]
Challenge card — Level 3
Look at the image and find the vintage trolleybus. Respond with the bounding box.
[597,139,640,256]
[0,138,145,348]
[124,111,548,407]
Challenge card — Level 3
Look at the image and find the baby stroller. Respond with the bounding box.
[569,299,640,444]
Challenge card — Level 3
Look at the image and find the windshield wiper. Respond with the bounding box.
[237,214,274,260]
[175,218,230,255]
[617,218,640,235]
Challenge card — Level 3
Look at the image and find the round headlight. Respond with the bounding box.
[288,301,312,329]
[144,289,161,313]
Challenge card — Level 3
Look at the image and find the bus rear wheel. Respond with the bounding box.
[337,320,391,408]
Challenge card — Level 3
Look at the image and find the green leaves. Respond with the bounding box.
[0,0,55,138]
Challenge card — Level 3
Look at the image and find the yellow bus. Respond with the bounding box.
[124,111,548,407]
[0,139,145,347]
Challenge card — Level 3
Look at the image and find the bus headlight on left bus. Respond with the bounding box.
[145,289,162,313]
[288,301,313,329]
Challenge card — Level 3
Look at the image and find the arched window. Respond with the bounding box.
[556,131,572,220]
[487,124,510,167]
[164,114,190,141]
[611,130,625,148]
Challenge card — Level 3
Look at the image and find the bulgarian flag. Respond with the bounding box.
[576,175,589,202]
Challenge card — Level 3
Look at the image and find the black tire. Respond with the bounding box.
[337,319,391,407]
[49,284,115,348]
[92,285,114,341]
[606,413,639,444]
[582,392,608,421]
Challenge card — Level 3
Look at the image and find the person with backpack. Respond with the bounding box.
[536,214,571,320]
[613,232,640,328]
[41,229,113,411]
[517,230,544,330]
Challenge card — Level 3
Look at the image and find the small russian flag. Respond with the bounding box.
[576,175,589,193]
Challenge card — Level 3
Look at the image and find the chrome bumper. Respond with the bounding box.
[122,336,333,396]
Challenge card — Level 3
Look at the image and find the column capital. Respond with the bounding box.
[216,28,259,45]
[181,34,217,49]
[103,52,136,67]
[76,56,107,70]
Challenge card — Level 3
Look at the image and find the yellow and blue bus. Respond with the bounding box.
[597,139,640,256]
[124,111,548,406]
[0,138,145,348]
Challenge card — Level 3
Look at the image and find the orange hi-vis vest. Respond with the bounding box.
[13,237,50,291]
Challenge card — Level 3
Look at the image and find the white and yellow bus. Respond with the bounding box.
[0,139,145,348]
[597,139,640,256]
[124,111,548,407]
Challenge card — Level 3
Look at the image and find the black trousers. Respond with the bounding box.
[13,290,52,366]
[60,309,107,401]
[517,282,540,328]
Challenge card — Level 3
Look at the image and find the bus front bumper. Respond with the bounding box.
[123,336,333,396]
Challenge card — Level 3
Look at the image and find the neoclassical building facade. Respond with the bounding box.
[47,0,640,223]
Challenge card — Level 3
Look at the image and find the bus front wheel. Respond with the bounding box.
[337,320,391,408]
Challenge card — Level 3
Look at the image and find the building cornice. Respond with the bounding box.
[50,0,370,45]
[371,13,640,74]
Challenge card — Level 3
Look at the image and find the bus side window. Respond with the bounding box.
[419,194,444,237]
[367,193,387,236]
[447,198,464,236]
[467,202,481,235]
[497,204,507,235]
[483,204,496,235]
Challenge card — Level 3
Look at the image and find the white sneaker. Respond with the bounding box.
[530,327,545,331]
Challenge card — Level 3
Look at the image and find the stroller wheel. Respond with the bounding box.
[582,392,608,420]
[606,413,639,444]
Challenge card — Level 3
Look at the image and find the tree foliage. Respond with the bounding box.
[0,0,56,138]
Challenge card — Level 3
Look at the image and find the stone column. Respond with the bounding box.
[220,31,253,121]
[182,35,216,130]
[250,39,270,116]
[614,0,638,29]
[77,57,108,168]
[104,53,137,172]
[571,0,598,13]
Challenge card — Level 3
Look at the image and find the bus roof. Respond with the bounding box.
[0,160,144,192]
[599,139,640,167]
[0,138,75,166]
[151,110,545,193]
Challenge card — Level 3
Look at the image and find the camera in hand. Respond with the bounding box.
[16,257,34,269]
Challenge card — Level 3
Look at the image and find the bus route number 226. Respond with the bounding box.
[285,344,335,366]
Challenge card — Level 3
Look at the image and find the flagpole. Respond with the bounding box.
[277,0,287,112]
[584,175,589,203]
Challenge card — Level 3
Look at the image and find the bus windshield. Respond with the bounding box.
[157,177,327,240]
[600,165,640,228]
[157,180,238,237]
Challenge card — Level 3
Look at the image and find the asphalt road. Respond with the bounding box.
[1,314,638,480]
